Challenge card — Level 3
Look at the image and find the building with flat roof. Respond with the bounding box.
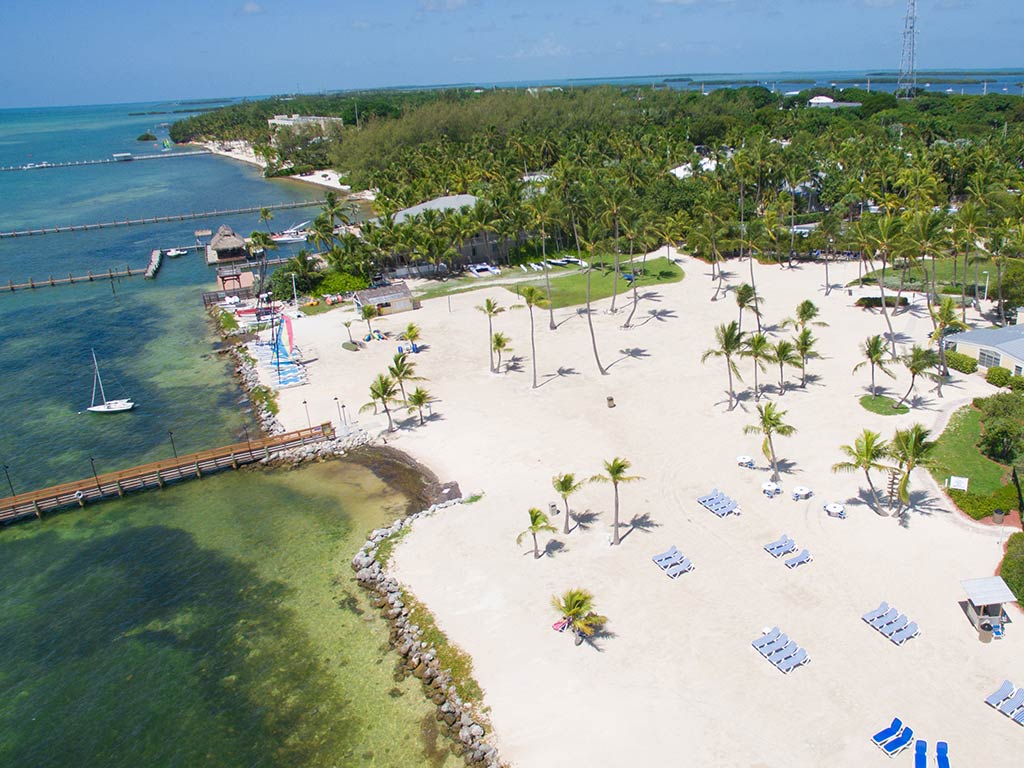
[391,194,479,226]
[353,282,416,316]
[946,325,1024,374]
[268,114,343,129]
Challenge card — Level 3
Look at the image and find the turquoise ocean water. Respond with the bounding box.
[0,102,458,768]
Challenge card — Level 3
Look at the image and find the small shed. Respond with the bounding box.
[352,282,415,316]
[208,225,248,263]
[961,576,1016,636]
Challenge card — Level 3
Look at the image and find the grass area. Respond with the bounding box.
[403,591,483,705]
[1002,533,1024,605]
[859,394,909,415]
[857,257,988,294]
[505,256,684,309]
[928,405,1007,497]
[374,526,410,568]
[215,308,239,333]
[249,384,279,416]
[299,300,343,317]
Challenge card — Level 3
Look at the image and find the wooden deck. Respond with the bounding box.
[0,423,335,525]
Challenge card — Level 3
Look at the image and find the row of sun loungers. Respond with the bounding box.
[751,627,810,673]
[871,717,915,757]
[697,489,739,517]
[763,535,812,569]
[985,679,1024,724]
[861,601,921,645]
[651,546,694,578]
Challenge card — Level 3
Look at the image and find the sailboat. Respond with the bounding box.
[87,349,135,413]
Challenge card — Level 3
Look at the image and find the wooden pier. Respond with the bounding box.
[0,200,323,239]
[5,265,139,292]
[0,423,335,525]
[145,250,162,279]
[0,150,212,172]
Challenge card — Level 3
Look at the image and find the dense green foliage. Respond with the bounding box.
[945,350,979,374]
[949,484,1019,520]
[930,405,1007,498]
[1002,533,1024,604]
[855,296,910,308]
[136,132,156,141]
[986,365,1013,387]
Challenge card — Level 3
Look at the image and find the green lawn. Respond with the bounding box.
[859,394,909,415]
[856,257,989,295]
[504,257,684,309]
[928,405,1007,496]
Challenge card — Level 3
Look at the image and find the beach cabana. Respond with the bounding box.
[353,282,416,316]
[208,225,248,264]
[961,577,1016,637]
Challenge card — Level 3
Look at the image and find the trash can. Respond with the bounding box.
[607,396,616,408]
[549,502,559,516]
[993,508,1006,524]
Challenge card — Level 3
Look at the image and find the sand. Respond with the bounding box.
[271,251,1024,766]
[198,140,349,191]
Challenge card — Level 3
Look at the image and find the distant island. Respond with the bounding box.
[136,132,157,142]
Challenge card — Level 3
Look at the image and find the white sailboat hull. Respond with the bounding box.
[87,399,135,413]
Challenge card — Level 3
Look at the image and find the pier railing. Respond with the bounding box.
[0,150,212,172]
[0,423,336,525]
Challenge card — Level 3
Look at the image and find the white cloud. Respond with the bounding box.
[242,2,263,13]
[502,36,571,60]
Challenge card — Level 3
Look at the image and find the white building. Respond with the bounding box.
[267,114,344,129]
[946,325,1024,375]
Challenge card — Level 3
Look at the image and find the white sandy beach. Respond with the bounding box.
[271,252,1023,766]
[198,140,349,191]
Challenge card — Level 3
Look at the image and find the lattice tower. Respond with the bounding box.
[897,0,918,98]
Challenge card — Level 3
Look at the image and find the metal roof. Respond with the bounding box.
[391,194,479,225]
[947,325,1024,362]
[961,576,1017,606]
[354,282,412,304]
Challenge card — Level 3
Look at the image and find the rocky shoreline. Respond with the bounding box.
[352,499,503,768]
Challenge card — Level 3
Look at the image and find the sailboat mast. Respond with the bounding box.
[91,348,108,405]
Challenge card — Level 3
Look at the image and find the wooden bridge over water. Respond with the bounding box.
[0,150,212,173]
[0,423,335,525]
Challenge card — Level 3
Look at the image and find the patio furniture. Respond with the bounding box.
[766,640,798,661]
[757,633,790,657]
[936,742,950,768]
[891,621,920,645]
[697,489,721,504]
[791,485,812,500]
[761,481,781,497]
[868,608,899,630]
[862,601,890,624]
[774,540,797,557]
[764,535,793,555]
[997,688,1024,717]
[985,680,1014,708]
[880,614,909,639]
[914,740,927,768]
[880,727,914,757]
[751,627,782,651]
[824,502,846,519]
[664,558,694,578]
[784,549,812,569]
[736,455,754,468]
[652,546,682,567]
[776,647,809,673]
[871,718,903,747]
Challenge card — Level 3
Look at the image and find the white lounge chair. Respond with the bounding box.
[751,627,782,651]
[784,549,812,568]
[776,647,809,673]
[862,601,890,624]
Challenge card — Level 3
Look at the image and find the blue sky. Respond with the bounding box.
[0,0,1019,107]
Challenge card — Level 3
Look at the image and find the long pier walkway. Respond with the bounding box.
[0,150,212,172]
[0,423,335,525]
[5,265,141,292]
[0,200,322,239]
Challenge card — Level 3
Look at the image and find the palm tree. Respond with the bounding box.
[793,328,818,388]
[517,507,557,559]
[744,402,795,482]
[552,472,584,535]
[832,429,892,515]
[551,588,607,646]
[894,345,940,410]
[258,207,274,232]
[929,296,968,375]
[403,323,421,345]
[360,373,399,431]
[361,304,378,334]
[771,339,802,395]
[388,352,424,401]
[735,283,763,333]
[744,332,771,401]
[492,332,511,373]
[889,424,937,514]
[528,192,560,330]
[867,213,904,357]
[590,457,642,546]
[701,321,745,410]
[520,285,549,389]
[853,334,895,397]
[404,386,433,426]
[783,300,827,332]
[476,298,505,372]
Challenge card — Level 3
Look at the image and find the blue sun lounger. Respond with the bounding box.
[763,535,790,554]
[1014,708,1024,724]
[881,727,914,757]
[776,647,809,673]
[757,634,790,657]
[880,615,909,639]
[784,549,812,568]
[751,627,781,651]
[769,539,797,558]
[985,680,1014,708]
[936,742,950,768]
[871,718,903,747]
[891,621,920,645]
[697,489,721,504]
[914,740,927,768]
[652,546,682,567]
[868,608,899,630]
[997,688,1024,716]
[766,640,798,661]
[665,558,694,578]
[862,601,890,623]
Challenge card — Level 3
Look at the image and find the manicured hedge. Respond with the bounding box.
[855,296,909,308]
[945,350,978,374]
[1001,532,1024,605]
[986,366,1012,388]
[948,483,1018,520]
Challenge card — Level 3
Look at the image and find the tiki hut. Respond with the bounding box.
[208,225,248,263]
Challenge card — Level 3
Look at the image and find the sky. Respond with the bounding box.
[0,0,1020,108]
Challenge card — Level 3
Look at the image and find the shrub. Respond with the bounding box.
[986,366,1012,388]
[976,392,1024,423]
[1002,533,1024,605]
[316,270,368,296]
[948,483,1018,520]
[945,350,978,374]
[1009,375,1024,393]
[979,418,1024,463]
[855,296,909,309]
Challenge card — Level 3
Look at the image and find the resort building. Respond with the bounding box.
[808,95,863,109]
[207,225,249,264]
[353,282,416,317]
[267,114,344,129]
[945,325,1024,374]
[391,194,479,225]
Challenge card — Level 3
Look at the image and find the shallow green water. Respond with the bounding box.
[0,462,458,768]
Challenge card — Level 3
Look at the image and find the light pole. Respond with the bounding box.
[89,456,102,495]
[2,464,14,497]
[242,424,252,452]
[983,271,989,302]
[168,430,178,459]
[302,399,311,429]
[334,397,345,427]
[290,272,298,307]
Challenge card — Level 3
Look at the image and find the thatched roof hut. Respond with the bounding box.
[209,225,247,262]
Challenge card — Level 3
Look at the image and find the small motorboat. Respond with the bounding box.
[165,248,187,257]
[270,221,312,244]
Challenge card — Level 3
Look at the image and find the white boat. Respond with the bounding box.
[270,220,311,243]
[165,248,187,257]
[87,349,134,413]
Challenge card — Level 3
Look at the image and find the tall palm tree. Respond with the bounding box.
[793,328,818,388]
[405,386,433,426]
[743,402,795,482]
[360,373,399,432]
[929,296,969,375]
[492,332,511,373]
[832,429,893,515]
[894,345,940,410]
[889,424,937,514]
[735,283,762,333]
[258,207,274,232]
[701,321,745,410]
[361,304,378,334]
[590,457,642,546]
[517,507,557,559]
[783,299,827,332]
[388,352,424,401]
[528,192,560,330]
[853,334,895,397]
[476,298,505,372]
[576,222,608,376]
[551,588,607,646]
[744,332,771,401]
[865,213,903,357]
[403,323,421,345]
[771,339,802,395]
[552,472,584,535]
[520,285,549,389]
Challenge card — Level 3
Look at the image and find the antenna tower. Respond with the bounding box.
[896,0,918,99]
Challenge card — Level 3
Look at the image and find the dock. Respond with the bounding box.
[5,265,139,292]
[0,423,335,525]
[0,150,212,172]
[0,200,323,239]
[145,250,162,279]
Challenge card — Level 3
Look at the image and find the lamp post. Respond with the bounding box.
[341,403,348,425]
[334,397,344,427]
[168,430,178,459]
[242,424,252,453]
[2,464,14,497]
[89,456,102,495]
[290,272,298,307]
[983,271,989,303]
[302,399,311,429]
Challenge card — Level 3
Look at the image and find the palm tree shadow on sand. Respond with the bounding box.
[637,308,677,326]
[542,540,568,558]
[578,624,617,653]
[504,355,525,373]
[538,366,580,387]
[617,512,660,543]
[569,509,600,532]
[607,348,650,369]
